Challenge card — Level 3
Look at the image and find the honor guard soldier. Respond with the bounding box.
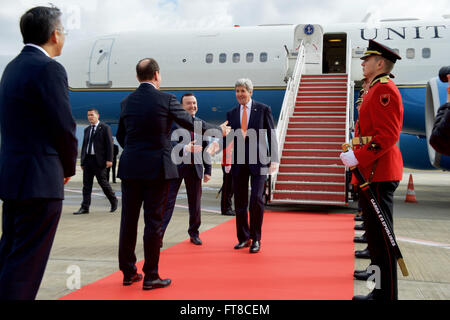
[340,40,403,300]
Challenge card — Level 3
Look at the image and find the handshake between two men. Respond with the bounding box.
[175,119,279,176]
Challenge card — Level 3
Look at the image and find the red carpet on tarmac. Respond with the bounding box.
[60,211,354,300]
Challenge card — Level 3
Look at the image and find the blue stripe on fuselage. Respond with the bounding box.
[69,88,285,126]
[70,86,426,136]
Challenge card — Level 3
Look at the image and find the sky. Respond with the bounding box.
[0,0,449,64]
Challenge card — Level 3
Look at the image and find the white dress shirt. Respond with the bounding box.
[87,121,100,155]
[25,44,50,58]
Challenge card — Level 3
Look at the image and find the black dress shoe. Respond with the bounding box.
[234,240,251,249]
[73,208,89,215]
[354,216,364,222]
[123,273,143,286]
[352,291,375,300]
[250,240,260,253]
[353,270,371,281]
[143,278,171,290]
[222,211,236,216]
[354,223,365,231]
[355,248,371,259]
[110,199,118,212]
[190,236,202,245]
[354,234,367,243]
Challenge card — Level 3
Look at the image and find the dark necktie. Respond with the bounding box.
[191,131,195,165]
[87,125,95,155]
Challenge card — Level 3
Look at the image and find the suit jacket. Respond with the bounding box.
[430,102,450,156]
[80,121,114,168]
[226,100,279,176]
[0,46,78,200]
[116,83,220,180]
[171,120,212,179]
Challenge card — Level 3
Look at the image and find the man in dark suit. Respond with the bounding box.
[0,6,77,300]
[116,58,229,290]
[161,93,212,246]
[220,143,235,216]
[107,144,119,183]
[73,109,118,214]
[226,79,279,253]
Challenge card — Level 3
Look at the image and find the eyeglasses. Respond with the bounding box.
[56,28,68,36]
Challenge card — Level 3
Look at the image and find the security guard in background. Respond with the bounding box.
[340,40,403,300]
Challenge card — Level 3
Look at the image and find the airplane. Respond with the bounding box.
[56,17,450,174]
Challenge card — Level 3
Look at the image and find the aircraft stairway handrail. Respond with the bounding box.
[271,41,306,201]
[344,38,355,203]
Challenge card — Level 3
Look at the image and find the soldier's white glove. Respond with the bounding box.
[340,149,359,167]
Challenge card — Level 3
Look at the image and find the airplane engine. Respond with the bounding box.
[424,77,450,171]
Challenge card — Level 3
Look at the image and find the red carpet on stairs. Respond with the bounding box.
[60,211,354,300]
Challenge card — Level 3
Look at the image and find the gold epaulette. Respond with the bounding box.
[352,136,373,146]
[370,75,390,87]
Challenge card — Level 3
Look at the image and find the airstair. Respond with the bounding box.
[269,29,354,206]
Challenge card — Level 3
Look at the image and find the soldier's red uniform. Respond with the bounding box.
[353,74,404,183]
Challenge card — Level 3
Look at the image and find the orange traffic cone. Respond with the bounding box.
[405,173,417,203]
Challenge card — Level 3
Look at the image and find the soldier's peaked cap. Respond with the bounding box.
[361,39,402,63]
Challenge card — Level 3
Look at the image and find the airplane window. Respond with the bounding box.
[393,48,400,55]
[233,53,240,63]
[219,53,227,63]
[422,48,431,59]
[260,52,268,63]
[206,53,213,63]
[246,53,254,63]
[406,48,415,59]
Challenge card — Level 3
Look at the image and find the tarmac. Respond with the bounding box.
[0,163,449,300]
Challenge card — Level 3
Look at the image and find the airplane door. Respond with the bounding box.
[88,38,114,87]
[293,24,323,74]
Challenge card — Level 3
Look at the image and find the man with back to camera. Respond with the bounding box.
[429,72,450,156]
[160,93,212,246]
[116,58,230,290]
[73,108,118,214]
[0,6,78,300]
[340,39,403,300]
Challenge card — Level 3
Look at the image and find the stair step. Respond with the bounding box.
[279,164,345,174]
[285,136,345,143]
[288,123,345,129]
[286,129,345,136]
[276,172,345,183]
[282,150,341,157]
[290,119,346,125]
[280,157,341,165]
[301,78,347,83]
[294,106,346,111]
[275,182,345,192]
[296,100,347,104]
[272,191,346,202]
[283,142,343,150]
[293,112,346,117]
[296,97,347,102]
[302,74,348,78]
[299,88,347,93]
[300,83,347,88]
[298,91,347,95]
[270,199,347,205]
